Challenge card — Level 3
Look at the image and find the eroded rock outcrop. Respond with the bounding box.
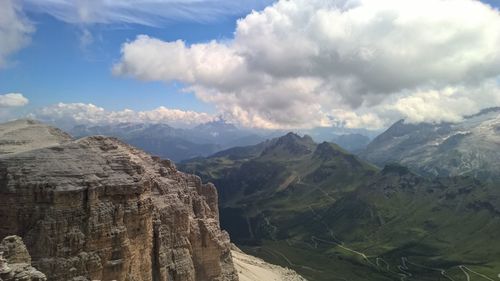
[0,235,47,281]
[0,121,238,281]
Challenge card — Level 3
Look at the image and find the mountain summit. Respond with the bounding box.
[361,107,500,179]
[181,130,500,281]
[260,132,316,157]
[0,119,72,155]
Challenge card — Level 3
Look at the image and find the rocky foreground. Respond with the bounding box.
[0,120,238,281]
[0,120,307,281]
[231,247,306,281]
[0,235,46,281]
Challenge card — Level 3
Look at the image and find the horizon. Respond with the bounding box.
[2,2,500,280]
[1,0,500,131]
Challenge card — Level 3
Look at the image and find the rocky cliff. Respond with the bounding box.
[0,235,47,281]
[0,120,238,281]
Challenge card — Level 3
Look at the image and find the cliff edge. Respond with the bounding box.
[0,120,238,281]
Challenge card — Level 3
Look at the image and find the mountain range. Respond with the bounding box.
[69,120,267,162]
[2,106,499,281]
[0,119,308,281]
[361,107,500,180]
[180,131,500,281]
[67,120,375,162]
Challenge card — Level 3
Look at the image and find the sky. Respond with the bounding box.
[1,0,500,129]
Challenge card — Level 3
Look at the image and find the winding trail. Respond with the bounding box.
[401,257,456,281]
[460,266,471,281]
[376,257,391,271]
[316,186,336,202]
[291,194,497,281]
[459,265,496,281]
[310,236,375,266]
[397,257,412,281]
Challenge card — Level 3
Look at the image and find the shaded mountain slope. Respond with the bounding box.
[69,120,266,162]
[70,122,221,161]
[332,133,371,153]
[181,133,500,281]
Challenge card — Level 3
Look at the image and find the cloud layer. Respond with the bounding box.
[21,0,273,26]
[0,93,29,107]
[114,0,500,129]
[0,0,34,68]
[30,103,215,128]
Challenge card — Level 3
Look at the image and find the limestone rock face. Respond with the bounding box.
[0,123,238,281]
[0,119,72,155]
[0,236,47,281]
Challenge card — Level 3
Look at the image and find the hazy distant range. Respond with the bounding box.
[66,120,377,162]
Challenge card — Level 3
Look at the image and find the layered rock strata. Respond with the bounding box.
[0,120,238,281]
[0,235,47,281]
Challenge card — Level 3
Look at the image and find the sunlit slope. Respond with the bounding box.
[180,133,500,281]
[361,107,500,181]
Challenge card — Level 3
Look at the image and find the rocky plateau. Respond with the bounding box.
[0,120,238,281]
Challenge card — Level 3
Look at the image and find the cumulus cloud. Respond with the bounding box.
[0,93,29,107]
[114,0,500,129]
[21,0,273,26]
[30,103,215,128]
[384,81,500,124]
[0,0,34,68]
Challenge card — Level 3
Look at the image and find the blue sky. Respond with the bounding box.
[1,0,500,129]
[0,1,271,114]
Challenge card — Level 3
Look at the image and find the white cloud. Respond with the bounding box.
[328,109,385,130]
[0,0,34,68]
[0,93,29,107]
[30,103,215,128]
[21,0,274,26]
[79,28,94,49]
[384,81,500,124]
[114,0,500,129]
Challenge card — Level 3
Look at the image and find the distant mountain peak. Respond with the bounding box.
[261,132,316,157]
[313,142,344,160]
[464,107,500,119]
[332,133,371,153]
[0,119,72,155]
[275,132,315,147]
[362,106,500,179]
[5,118,42,126]
[279,132,314,142]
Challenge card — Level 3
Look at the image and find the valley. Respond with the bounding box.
[3,1,500,280]
[1,116,499,281]
[181,130,500,281]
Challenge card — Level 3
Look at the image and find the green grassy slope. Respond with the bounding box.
[180,133,500,281]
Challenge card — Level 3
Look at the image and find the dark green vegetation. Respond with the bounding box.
[181,133,500,281]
